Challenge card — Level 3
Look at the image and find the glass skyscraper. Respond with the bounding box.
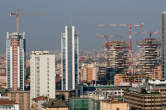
[6,32,26,91]
[162,12,166,79]
[61,25,79,90]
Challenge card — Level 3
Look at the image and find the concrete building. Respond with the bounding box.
[79,63,98,83]
[0,99,19,110]
[100,99,129,110]
[162,12,166,79]
[61,25,79,90]
[42,99,68,110]
[6,32,26,91]
[7,91,30,110]
[153,66,162,80]
[87,64,98,83]
[148,79,166,94]
[30,51,56,103]
[124,89,166,110]
[31,96,48,110]
[106,41,129,74]
[137,37,160,74]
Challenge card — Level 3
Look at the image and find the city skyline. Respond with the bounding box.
[0,0,166,53]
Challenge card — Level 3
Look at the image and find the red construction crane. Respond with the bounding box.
[96,34,122,67]
[95,22,144,74]
[135,31,160,38]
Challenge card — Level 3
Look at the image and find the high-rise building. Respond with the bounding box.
[6,32,26,91]
[61,25,79,90]
[162,12,166,79]
[137,37,161,74]
[106,41,129,74]
[30,51,56,103]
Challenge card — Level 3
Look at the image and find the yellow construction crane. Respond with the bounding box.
[9,9,41,33]
[9,9,21,33]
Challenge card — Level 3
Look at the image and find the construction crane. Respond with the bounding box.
[9,9,40,33]
[96,34,122,67]
[135,31,160,38]
[9,9,22,33]
[95,22,144,74]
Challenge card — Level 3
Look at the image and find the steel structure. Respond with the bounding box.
[95,22,144,74]
[136,32,161,74]
[96,34,122,66]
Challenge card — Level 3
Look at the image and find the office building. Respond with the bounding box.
[61,25,79,90]
[30,51,55,103]
[124,89,166,110]
[162,12,166,79]
[6,32,26,91]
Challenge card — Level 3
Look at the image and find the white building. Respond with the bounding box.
[61,25,79,90]
[30,51,55,103]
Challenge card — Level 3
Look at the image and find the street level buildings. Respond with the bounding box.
[30,51,56,104]
[0,98,19,110]
[7,91,29,110]
[61,25,79,90]
[6,32,26,91]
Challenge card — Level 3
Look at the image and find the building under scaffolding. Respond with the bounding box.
[137,37,161,74]
[106,41,129,74]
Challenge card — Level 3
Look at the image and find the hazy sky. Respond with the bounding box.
[0,0,166,53]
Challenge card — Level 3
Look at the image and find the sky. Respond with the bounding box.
[0,0,166,53]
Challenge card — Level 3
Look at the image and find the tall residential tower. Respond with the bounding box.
[162,12,166,79]
[61,25,79,90]
[6,32,26,91]
[30,51,55,103]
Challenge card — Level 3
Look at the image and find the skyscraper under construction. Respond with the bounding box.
[106,41,129,74]
[137,37,160,74]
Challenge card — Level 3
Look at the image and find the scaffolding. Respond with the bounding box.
[106,41,129,74]
[137,37,161,74]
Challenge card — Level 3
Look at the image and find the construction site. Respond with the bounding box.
[137,37,161,74]
[106,41,129,74]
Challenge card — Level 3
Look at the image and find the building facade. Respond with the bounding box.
[6,32,26,91]
[8,91,29,110]
[124,90,166,110]
[162,12,166,79]
[0,99,19,110]
[61,25,79,90]
[30,51,56,102]
[137,37,160,74]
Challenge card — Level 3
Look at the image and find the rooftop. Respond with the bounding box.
[32,96,48,102]
[0,99,17,105]
[42,99,67,108]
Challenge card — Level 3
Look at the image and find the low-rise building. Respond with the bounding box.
[124,89,166,110]
[42,99,68,110]
[0,99,19,110]
[8,91,30,110]
[148,79,166,94]
[31,96,48,110]
[100,99,129,110]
